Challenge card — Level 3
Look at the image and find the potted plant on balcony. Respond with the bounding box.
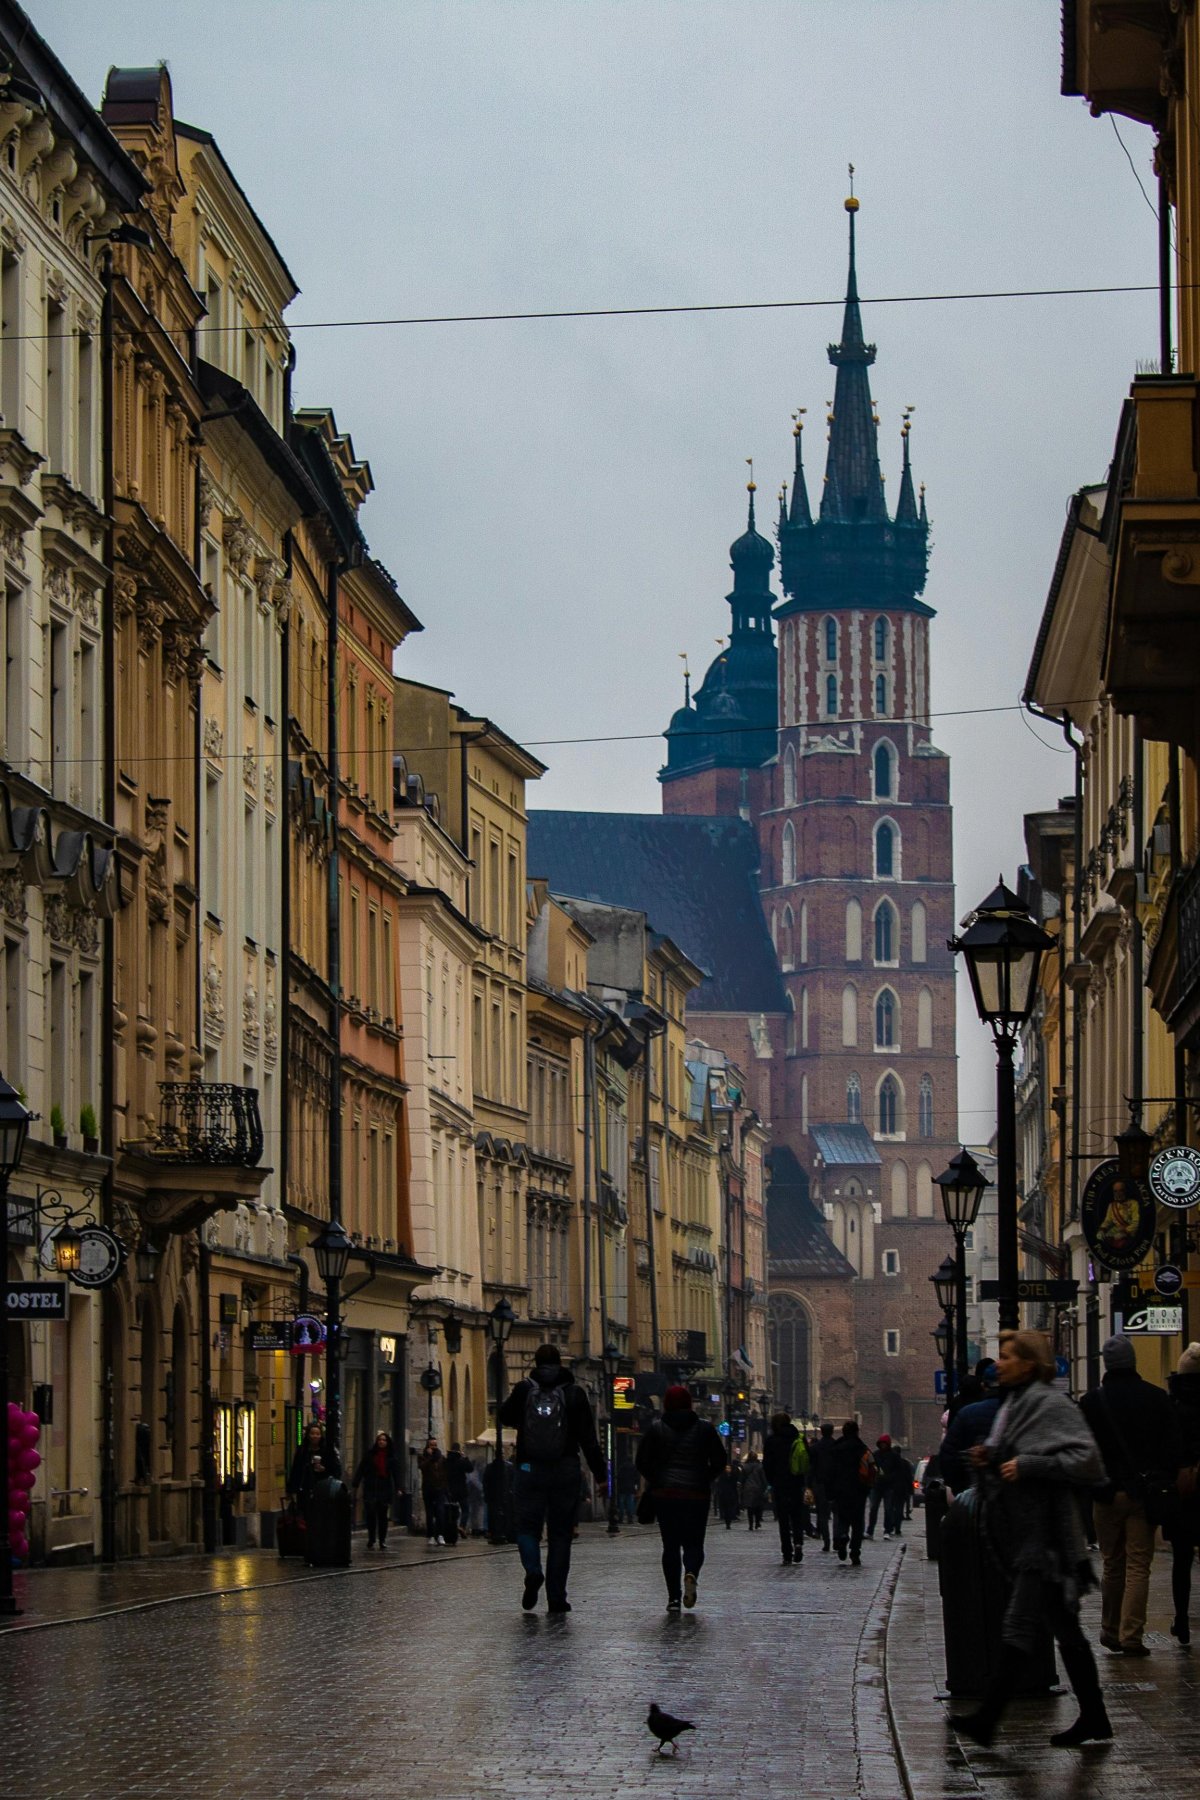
[50,1104,67,1149]
[80,1103,99,1155]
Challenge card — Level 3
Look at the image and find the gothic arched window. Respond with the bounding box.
[780,904,794,970]
[874,616,889,662]
[879,1073,899,1136]
[875,673,888,716]
[769,1293,812,1418]
[875,988,897,1048]
[874,900,896,964]
[783,742,797,807]
[873,740,893,799]
[842,983,858,1047]
[785,994,797,1055]
[824,617,838,663]
[825,673,838,718]
[875,820,897,878]
[919,1074,934,1139]
[846,1073,862,1122]
[781,820,796,885]
[845,898,862,961]
[799,900,809,963]
[911,900,927,963]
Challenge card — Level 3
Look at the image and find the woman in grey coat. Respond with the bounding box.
[740,1452,768,1530]
[949,1328,1111,1750]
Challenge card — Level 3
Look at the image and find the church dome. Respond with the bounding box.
[730,519,774,574]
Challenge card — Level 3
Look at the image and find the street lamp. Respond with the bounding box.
[0,1074,33,1615]
[310,1217,353,1465]
[487,1298,515,1544]
[602,1338,621,1535]
[935,1150,989,1387]
[135,1238,160,1285]
[52,1220,83,1276]
[932,1319,953,1403]
[950,882,1052,1330]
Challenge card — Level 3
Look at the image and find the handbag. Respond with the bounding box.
[636,1487,656,1525]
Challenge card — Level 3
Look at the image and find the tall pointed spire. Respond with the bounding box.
[821,176,888,524]
[895,409,919,525]
[789,411,812,526]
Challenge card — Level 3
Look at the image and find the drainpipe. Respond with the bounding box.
[99,244,118,1566]
[1159,166,1174,377]
[581,1024,594,1361]
[198,1230,218,1554]
[642,1027,660,1372]
[286,1251,310,1417]
[326,552,346,1462]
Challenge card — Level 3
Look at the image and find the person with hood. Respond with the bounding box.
[351,1430,403,1550]
[1080,1333,1181,1655]
[830,1420,873,1564]
[1165,1342,1200,1644]
[949,1328,1110,1749]
[810,1421,836,1552]
[499,1343,606,1614]
[636,1384,727,1610]
[740,1450,768,1529]
[763,1410,807,1564]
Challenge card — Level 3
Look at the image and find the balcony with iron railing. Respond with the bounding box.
[152,1082,264,1167]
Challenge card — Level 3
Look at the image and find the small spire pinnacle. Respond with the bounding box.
[745,457,756,531]
[789,409,812,527]
[895,406,919,525]
[678,650,691,707]
[778,481,788,534]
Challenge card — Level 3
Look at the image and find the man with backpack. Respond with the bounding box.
[499,1342,607,1614]
[830,1419,875,1565]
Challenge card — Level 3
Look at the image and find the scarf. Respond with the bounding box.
[982,1379,1102,1597]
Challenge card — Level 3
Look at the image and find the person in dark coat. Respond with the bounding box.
[1166,1341,1200,1644]
[499,1342,606,1613]
[616,1458,640,1524]
[866,1435,893,1538]
[418,1438,450,1544]
[940,1364,1002,1495]
[830,1420,871,1564]
[715,1462,741,1527]
[884,1446,913,1538]
[636,1384,728,1610]
[810,1421,836,1551]
[763,1410,807,1563]
[351,1431,403,1550]
[287,1422,342,1511]
[740,1451,768,1529]
[444,1442,472,1542]
[1080,1333,1182,1655]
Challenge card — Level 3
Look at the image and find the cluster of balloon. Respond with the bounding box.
[6,1403,41,1564]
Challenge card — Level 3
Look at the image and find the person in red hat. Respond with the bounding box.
[636,1384,727,1611]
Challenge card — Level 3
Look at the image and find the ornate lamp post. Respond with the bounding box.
[310,1217,353,1464]
[602,1338,621,1535]
[934,1151,989,1387]
[929,1254,956,1399]
[0,1075,32,1615]
[487,1298,515,1544]
[950,883,1052,1331]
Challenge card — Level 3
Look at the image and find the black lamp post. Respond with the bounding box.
[935,1150,989,1385]
[0,1075,32,1615]
[932,1318,953,1403]
[950,883,1052,1331]
[487,1298,515,1543]
[602,1338,621,1535]
[310,1217,352,1465]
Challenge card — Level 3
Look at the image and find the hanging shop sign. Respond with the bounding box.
[1154,1264,1184,1298]
[612,1375,635,1410]
[1122,1302,1184,1336]
[68,1227,127,1291]
[1147,1146,1200,1210]
[6,1281,67,1318]
[419,1365,442,1392]
[248,1322,293,1353]
[1080,1160,1157,1271]
[978,1278,1078,1303]
[290,1314,327,1353]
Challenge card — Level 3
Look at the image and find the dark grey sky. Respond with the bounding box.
[38,0,1158,1136]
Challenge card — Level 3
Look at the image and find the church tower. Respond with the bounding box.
[765,191,958,1449]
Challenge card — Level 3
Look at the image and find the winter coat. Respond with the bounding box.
[740,1460,768,1507]
[940,1396,1002,1495]
[762,1422,800,1496]
[1168,1370,1200,1535]
[829,1431,871,1506]
[978,1377,1102,1599]
[352,1445,402,1505]
[499,1366,607,1481]
[636,1408,728,1500]
[1079,1368,1182,1499]
[444,1449,472,1501]
[287,1440,342,1503]
[418,1448,449,1494]
[809,1432,837,1492]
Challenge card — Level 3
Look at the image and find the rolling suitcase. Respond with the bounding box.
[276,1505,307,1559]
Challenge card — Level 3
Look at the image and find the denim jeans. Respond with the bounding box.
[655,1495,710,1600]
[514,1456,583,1606]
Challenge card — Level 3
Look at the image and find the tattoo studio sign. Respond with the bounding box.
[1081,1160,1156,1272]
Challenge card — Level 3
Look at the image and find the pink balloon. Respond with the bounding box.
[12,1471,34,1492]
[20,1424,39,1449]
[11,1538,28,1560]
[16,1449,40,1473]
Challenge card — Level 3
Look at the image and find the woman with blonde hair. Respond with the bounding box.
[950,1329,1111,1749]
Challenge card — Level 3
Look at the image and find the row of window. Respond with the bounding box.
[821,614,892,666]
[780,817,900,884]
[785,982,937,1055]
[780,739,899,809]
[819,671,891,720]
[846,1070,936,1138]
[775,895,928,969]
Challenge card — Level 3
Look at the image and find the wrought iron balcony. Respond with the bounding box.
[662,1328,709,1371]
[154,1081,264,1167]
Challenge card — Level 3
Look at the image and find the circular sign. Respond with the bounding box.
[71,1227,127,1290]
[1080,1160,1156,1271]
[290,1313,327,1352]
[1154,1263,1184,1297]
[1148,1145,1200,1210]
[419,1366,442,1392]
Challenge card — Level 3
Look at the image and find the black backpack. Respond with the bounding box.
[523,1377,570,1462]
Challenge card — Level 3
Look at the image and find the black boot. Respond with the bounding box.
[1050,1631,1113,1747]
[948,1645,1023,1748]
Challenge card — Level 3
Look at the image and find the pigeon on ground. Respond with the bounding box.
[647,1702,696,1755]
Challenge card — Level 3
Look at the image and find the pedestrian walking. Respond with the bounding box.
[418,1437,450,1544]
[351,1431,403,1550]
[763,1410,807,1563]
[498,1342,607,1614]
[865,1434,892,1538]
[1166,1342,1200,1644]
[830,1420,874,1564]
[715,1462,741,1528]
[949,1328,1111,1749]
[884,1444,913,1538]
[616,1458,639,1525]
[940,1364,1002,1495]
[635,1383,727,1611]
[1079,1333,1182,1656]
[466,1460,486,1536]
[741,1451,767,1529]
[287,1422,342,1533]
[444,1441,472,1543]
[810,1421,835,1552]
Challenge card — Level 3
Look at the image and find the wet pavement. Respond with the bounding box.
[2,1520,1197,1797]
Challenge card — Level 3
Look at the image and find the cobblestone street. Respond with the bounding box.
[4,1525,1200,1799]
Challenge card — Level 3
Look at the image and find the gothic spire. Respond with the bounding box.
[821,183,888,524]
[788,411,812,527]
[895,410,919,526]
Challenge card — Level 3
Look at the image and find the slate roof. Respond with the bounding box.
[527,811,786,1014]
[766,1147,856,1281]
[810,1123,881,1168]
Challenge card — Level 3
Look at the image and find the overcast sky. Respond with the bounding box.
[38,0,1159,1139]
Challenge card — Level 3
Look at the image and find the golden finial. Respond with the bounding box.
[745,455,755,493]
[793,406,806,437]
[845,162,859,213]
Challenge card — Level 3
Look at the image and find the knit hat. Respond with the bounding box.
[1178,1342,1200,1377]
[876,1433,891,1447]
[663,1383,692,1412]
[1102,1333,1137,1371]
